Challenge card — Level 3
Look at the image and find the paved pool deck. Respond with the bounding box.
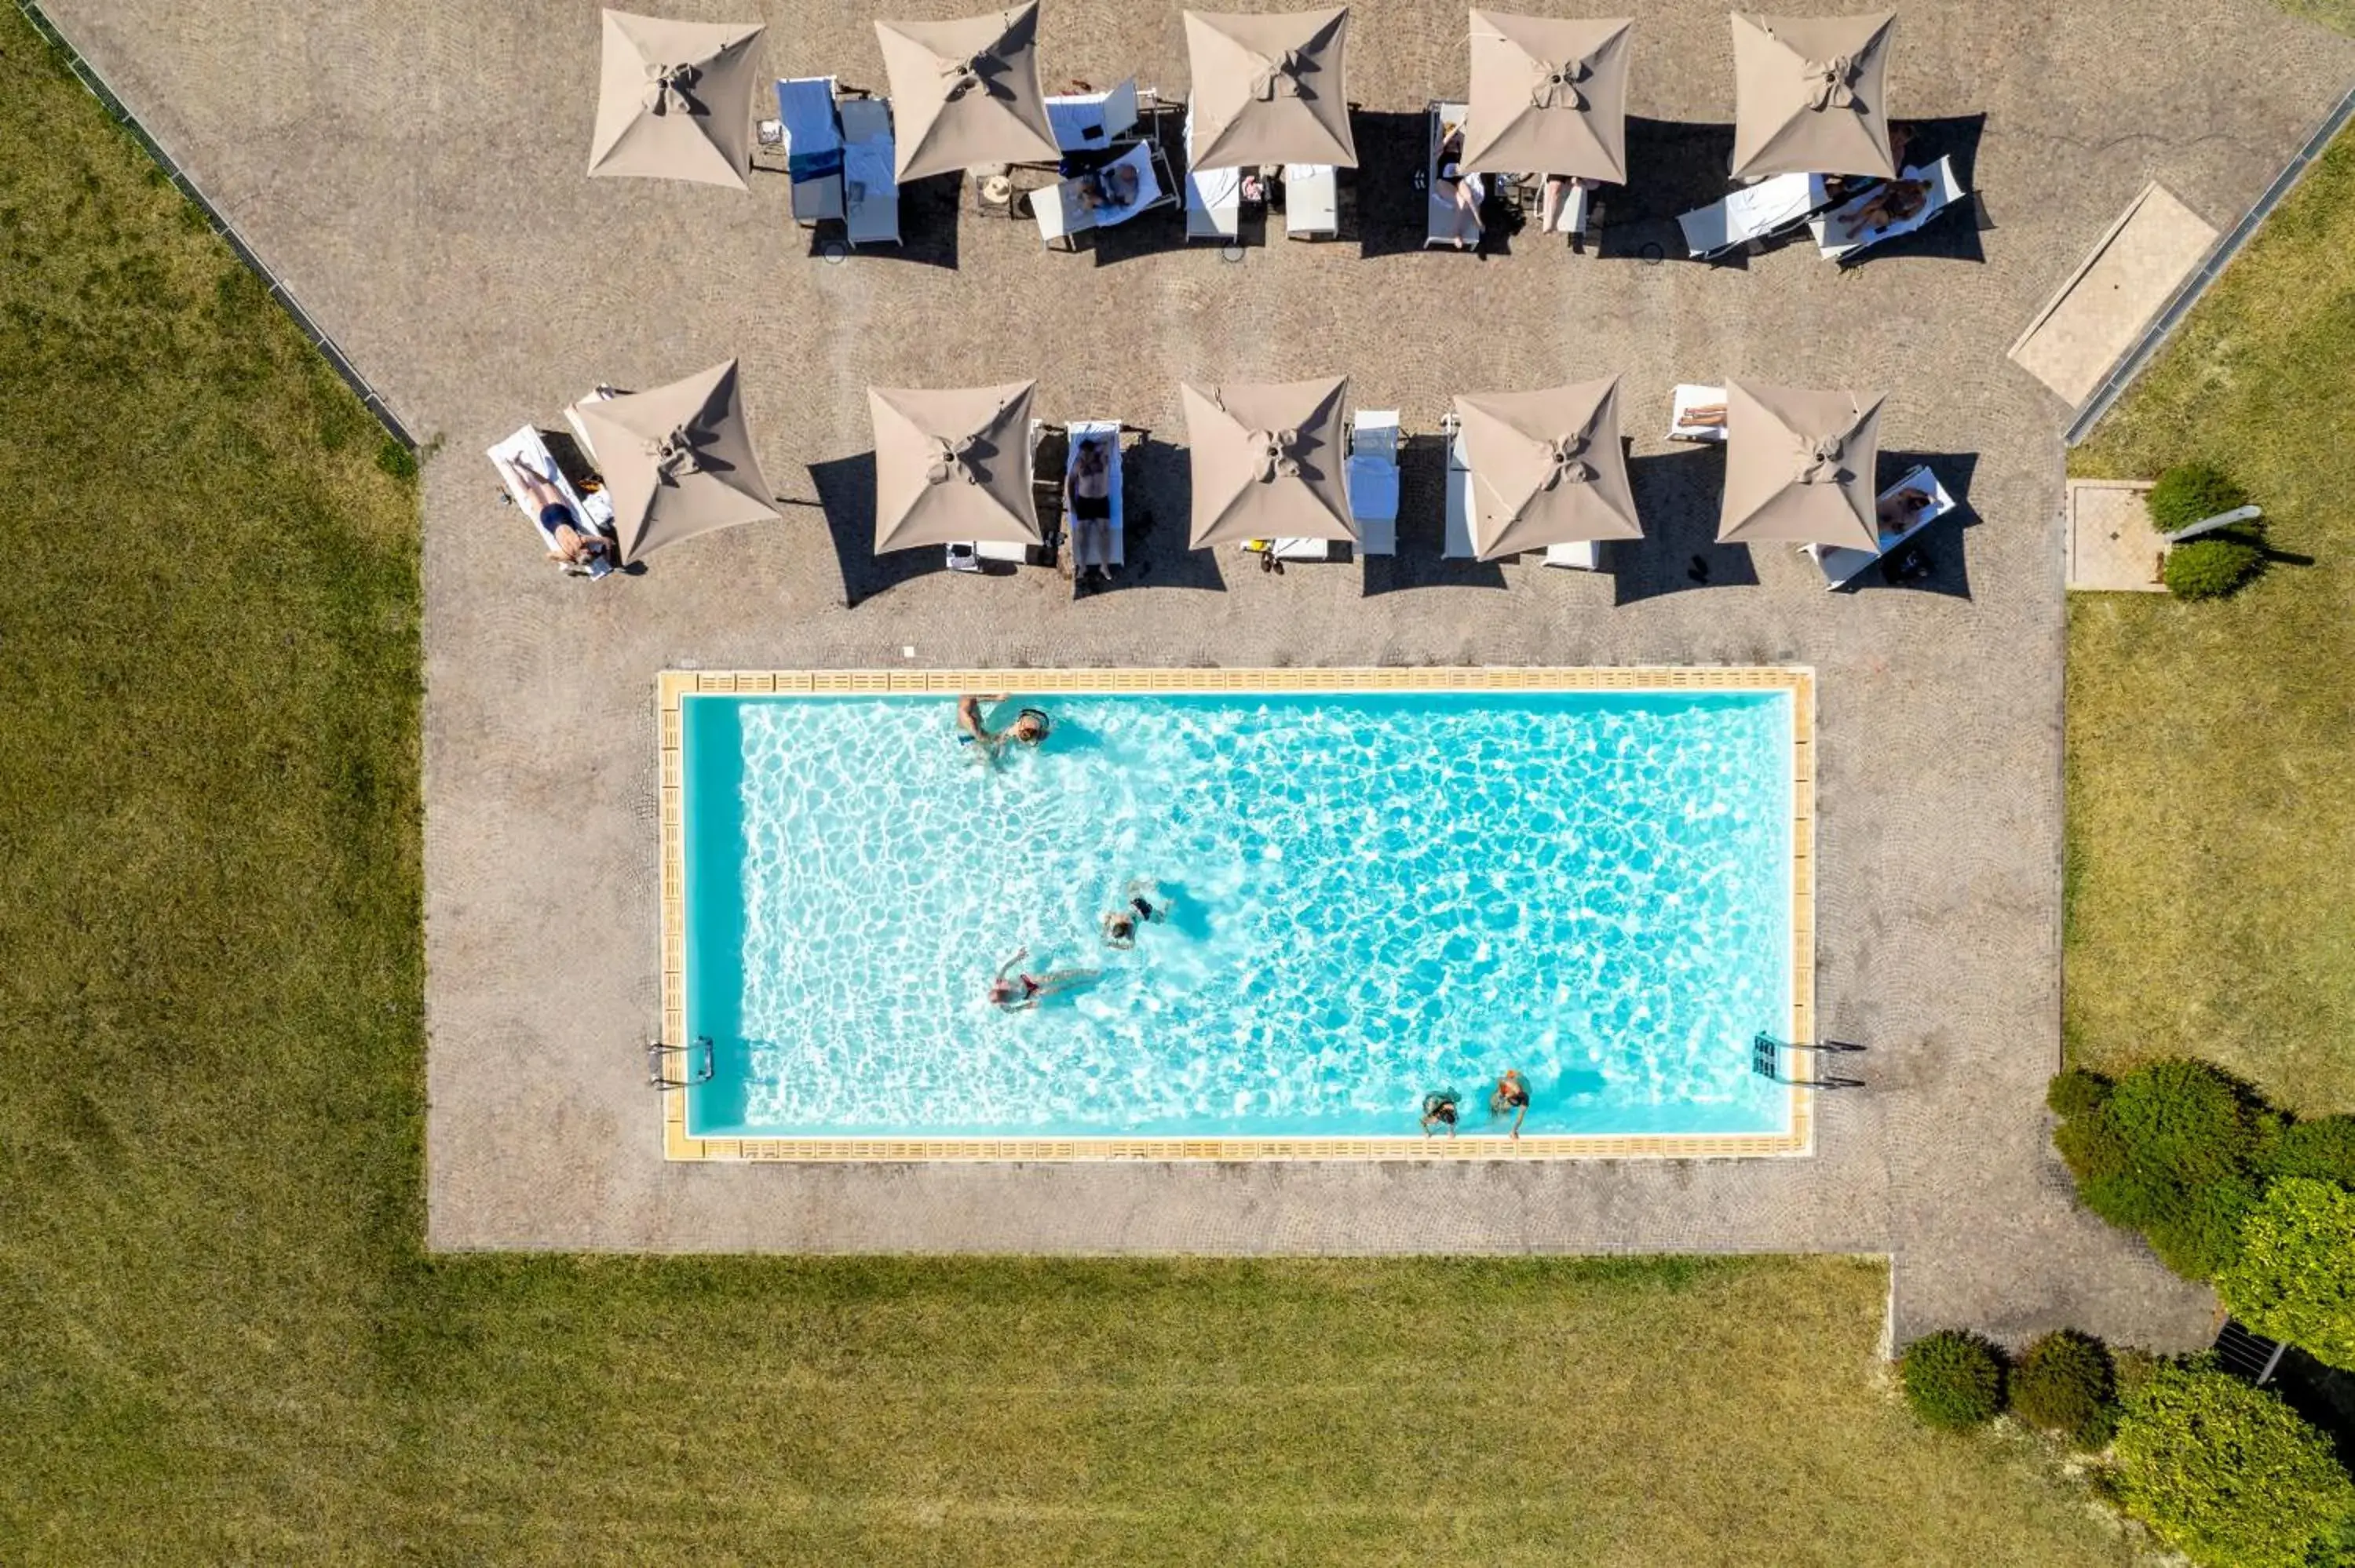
[42,0,2355,1348]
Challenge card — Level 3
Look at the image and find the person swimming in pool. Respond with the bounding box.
[1491,1069,1530,1140]
[1100,881,1167,948]
[956,695,1050,753]
[1421,1090,1461,1139]
[987,946,1096,1011]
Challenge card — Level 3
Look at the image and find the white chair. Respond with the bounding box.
[1808,158,1966,263]
[1032,142,1171,250]
[840,97,900,247]
[1804,465,1958,589]
[1423,103,1481,250]
[1669,384,1729,443]
[1345,411,1400,556]
[1184,98,1243,242]
[1064,420,1124,592]
[775,77,845,224]
[1284,162,1338,240]
[487,425,618,578]
[1676,172,1831,259]
[1045,79,1141,153]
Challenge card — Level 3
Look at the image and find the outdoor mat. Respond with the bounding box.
[2008,181,2217,406]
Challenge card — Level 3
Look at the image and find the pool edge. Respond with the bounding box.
[657,666,1816,1163]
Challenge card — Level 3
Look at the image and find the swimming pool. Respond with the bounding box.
[661,669,1812,1159]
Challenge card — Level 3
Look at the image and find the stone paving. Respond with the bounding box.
[44,0,2355,1347]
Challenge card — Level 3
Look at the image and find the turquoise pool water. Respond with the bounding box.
[681,687,1793,1141]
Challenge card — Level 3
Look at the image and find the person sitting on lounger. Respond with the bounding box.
[1540,173,1588,235]
[1077,161,1141,216]
[988,946,1097,1010]
[1068,437,1115,585]
[1490,1069,1530,1140]
[499,455,612,569]
[1436,126,1484,250]
[1421,1090,1461,1138]
[1840,177,1930,240]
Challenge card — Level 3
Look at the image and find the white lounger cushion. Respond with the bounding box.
[1046,80,1141,151]
[1678,172,1828,257]
[1806,465,1958,588]
[1065,419,1124,574]
[1669,383,1729,443]
[1185,100,1243,241]
[487,425,615,577]
[1283,163,1338,239]
[839,97,899,246]
[1543,540,1601,570]
[1443,429,1474,558]
[1809,158,1966,261]
[1034,143,1165,243]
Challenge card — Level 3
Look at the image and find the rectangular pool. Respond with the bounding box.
[662,670,1810,1159]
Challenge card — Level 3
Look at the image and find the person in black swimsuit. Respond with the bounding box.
[1491,1070,1530,1140]
[1421,1090,1461,1138]
[499,455,612,569]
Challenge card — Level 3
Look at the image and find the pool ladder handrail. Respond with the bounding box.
[647,1035,714,1090]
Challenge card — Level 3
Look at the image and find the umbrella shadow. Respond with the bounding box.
[1099,436,1227,593]
[1841,449,1981,598]
[807,450,937,607]
[799,168,961,269]
[1597,118,1739,266]
[1349,108,1439,261]
[1611,446,1759,604]
[1362,432,1507,594]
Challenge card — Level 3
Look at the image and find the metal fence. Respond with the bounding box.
[13,0,416,450]
[2065,79,2355,447]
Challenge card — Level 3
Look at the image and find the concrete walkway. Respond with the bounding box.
[43,0,2355,1348]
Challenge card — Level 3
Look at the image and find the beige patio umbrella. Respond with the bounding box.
[1729,12,1896,180]
[1716,380,1882,550]
[1180,377,1354,549]
[1451,378,1641,560]
[1184,8,1358,171]
[1460,13,1633,183]
[875,4,1059,181]
[587,9,766,190]
[867,381,1041,552]
[575,360,781,563]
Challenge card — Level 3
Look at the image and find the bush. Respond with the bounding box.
[2052,1059,2264,1278]
[2147,462,2250,534]
[375,435,418,481]
[2164,534,2265,600]
[2047,1068,2112,1120]
[2010,1329,2116,1447]
[2218,1180,2355,1373]
[1900,1329,2006,1429]
[2264,1116,2355,1188]
[2112,1362,2355,1568]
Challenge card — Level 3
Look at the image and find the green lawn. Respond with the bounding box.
[2067,129,2355,1116]
[0,11,2167,1563]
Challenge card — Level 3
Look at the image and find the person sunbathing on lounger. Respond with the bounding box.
[1682,402,1728,430]
[1436,126,1484,250]
[1840,177,1930,239]
[988,946,1097,1011]
[1540,174,1588,235]
[1877,486,1935,535]
[1068,437,1115,585]
[499,456,611,569]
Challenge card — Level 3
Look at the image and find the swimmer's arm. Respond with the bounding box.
[992,948,1028,985]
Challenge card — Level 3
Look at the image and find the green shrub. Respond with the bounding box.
[2265,1116,2355,1188]
[1900,1329,2006,1430]
[375,435,418,481]
[2218,1180,2355,1373]
[2047,1068,2112,1120]
[2052,1059,2263,1278]
[2010,1329,2116,1447]
[2112,1362,2355,1568]
[2147,462,2250,534]
[2164,534,2265,600]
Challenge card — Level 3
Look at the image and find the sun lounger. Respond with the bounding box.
[839,97,900,247]
[1424,103,1482,250]
[1064,419,1124,593]
[1443,422,1474,558]
[947,422,1056,572]
[776,77,845,224]
[1804,465,1958,589]
[487,425,618,578]
[1184,98,1243,243]
[1346,410,1400,556]
[1669,384,1729,443]
[1032,141,1171,248]
[1677,172,1831,259]
[1543,540,1601,570]
[1809,157,1966,263]
[1284,162,1338,240]
[1046,79,1141,153]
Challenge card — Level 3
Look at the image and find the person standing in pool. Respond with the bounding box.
[956,694,1050,753]
[987,946,1095,1011]
[1420,1090,1460,1139]
[1491,1069,1530,1140]
[1100,881,1167,949]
